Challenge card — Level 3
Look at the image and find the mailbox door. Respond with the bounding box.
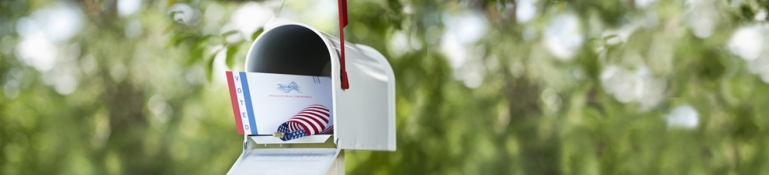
[330,42,396,151]
[227,148,339,175]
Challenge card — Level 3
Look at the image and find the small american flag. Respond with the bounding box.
[275,104,333,141]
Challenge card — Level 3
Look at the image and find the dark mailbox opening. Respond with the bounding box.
[246,25,332,77]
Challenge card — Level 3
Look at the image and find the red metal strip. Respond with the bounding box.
[225,71,245,135]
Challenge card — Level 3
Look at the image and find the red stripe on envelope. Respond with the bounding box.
[226,71,245,135]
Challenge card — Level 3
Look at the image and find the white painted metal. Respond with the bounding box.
[250,135,331,144]
[331,43,397,151]
[226,148,340,175]
[326,151,345,175]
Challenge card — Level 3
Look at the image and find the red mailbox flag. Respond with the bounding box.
[338,0,350,90]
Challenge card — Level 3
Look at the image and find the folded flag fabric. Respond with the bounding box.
[275,104,333,141]
[320,125,334,134]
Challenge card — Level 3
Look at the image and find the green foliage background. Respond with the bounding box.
[2,0,769,174]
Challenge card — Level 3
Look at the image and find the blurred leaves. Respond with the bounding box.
[3,0,769,175]
[251,28,264,41]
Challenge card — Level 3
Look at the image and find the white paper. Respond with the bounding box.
[232,72,333,135]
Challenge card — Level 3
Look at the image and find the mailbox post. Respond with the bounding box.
[226,23,396,175]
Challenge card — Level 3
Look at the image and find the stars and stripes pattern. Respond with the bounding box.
[276,104,333,141]
[319,125,333,134]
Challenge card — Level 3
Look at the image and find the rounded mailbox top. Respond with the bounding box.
[245,24,332,76]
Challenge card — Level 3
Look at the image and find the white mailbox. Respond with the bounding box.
[227,23,396,175]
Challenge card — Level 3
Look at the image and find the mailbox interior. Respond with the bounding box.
[245,25,333,144]
[245,24,396,151]
[246,25,332,77]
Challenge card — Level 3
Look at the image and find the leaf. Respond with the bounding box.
[587,38,605,50]
[221,30,240,38]
[602,34,621,45]
[197,34,213,44]
[168,11,186,23]
[167,10,183,19]
[225,45,240,69]
[164,22,177,33]
[251,28,264,41]
[205,52,217,82]
[740,4,755,20]
[578,47,600,80]
[170,33,194,48]
[186,48,204,67]
[388,0,404,14]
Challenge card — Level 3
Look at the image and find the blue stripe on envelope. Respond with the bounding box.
[239,72,258,135]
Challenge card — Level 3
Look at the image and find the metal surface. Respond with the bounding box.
[229,135,344,175]
[226,148,340,175]
[250,134,332,144]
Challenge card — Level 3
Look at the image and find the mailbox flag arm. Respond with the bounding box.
[338,0,350,90]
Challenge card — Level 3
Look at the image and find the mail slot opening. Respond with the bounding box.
[246,25,332,77]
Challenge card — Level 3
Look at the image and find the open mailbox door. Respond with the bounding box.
[227,148,343,175]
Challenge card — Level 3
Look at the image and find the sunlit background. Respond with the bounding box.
[2,0,769,174]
